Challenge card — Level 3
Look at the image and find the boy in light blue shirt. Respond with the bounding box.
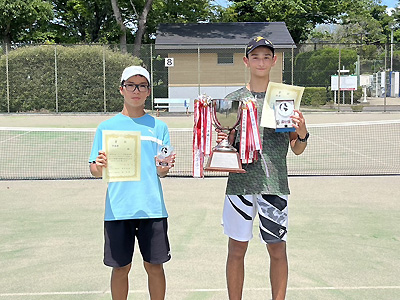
[89,65,175,300]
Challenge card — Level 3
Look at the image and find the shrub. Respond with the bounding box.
[0,45,141,112]
[302,87,329,106]
[301,86,363,107]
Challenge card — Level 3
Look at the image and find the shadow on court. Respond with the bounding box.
[0,176,399,299]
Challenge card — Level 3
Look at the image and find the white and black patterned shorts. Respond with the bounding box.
[222,194,288,244]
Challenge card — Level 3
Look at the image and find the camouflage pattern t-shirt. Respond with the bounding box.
[225,87,290,196]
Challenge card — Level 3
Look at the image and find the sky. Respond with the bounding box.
[381,0,398,8]
[212,0,399,9]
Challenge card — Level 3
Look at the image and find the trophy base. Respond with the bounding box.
[204,150,246,173]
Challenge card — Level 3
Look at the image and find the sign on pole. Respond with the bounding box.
[360,75,371,86]
[331,75,357,91]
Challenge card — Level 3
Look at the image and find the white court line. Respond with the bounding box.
[1,286,399,296]
[0,131,31,144]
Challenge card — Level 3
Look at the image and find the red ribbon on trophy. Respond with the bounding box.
[240,98,261,164]
[193,94,212,177]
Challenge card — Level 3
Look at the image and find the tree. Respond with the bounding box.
[111,0,155,56]
[294,47,358,87]
[133,0,154,57]
[221,0,379,43]
[0,0,53,51]
[110,0,214,56]
[50,0,118,44]
[111,0,128,53]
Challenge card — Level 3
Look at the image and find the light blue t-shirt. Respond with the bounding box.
[89,113,170,221]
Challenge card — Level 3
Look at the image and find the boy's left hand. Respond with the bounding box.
[290,109,307,137]
[155,153,176,177]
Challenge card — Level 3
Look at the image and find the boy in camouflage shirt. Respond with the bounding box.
[218,37,309,300]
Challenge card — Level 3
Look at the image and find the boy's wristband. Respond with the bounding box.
[297,132,309,143]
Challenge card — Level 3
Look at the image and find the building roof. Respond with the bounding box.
[155,22,295,50]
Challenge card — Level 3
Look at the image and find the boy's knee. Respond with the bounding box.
[112,264,131,277]
[228,239,248,259]
[143,262,164,276]
[267,242,287,260]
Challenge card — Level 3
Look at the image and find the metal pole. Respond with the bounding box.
[55,45,58,113]
[6,44,10,113]
[103,45,107,113]
[357,55,360,86]
[150,44,154,112]
[384,43,387,112]
[391,28,394,72]
[291,44,294,85]
[338,46,341,112]
[197,45,201,95]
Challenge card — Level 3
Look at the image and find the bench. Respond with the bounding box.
[154,98,191,113]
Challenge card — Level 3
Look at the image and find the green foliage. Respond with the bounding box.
[145,0,215,44]
[224,0,388,44]
[302,87,330,106]
[343,87,363,105]
[50,0,119,43]
[1,0,397,48]
[223,0,371,43]
[0,45,141,112]
[294,47,357,87]
[301,86,363,107]
[351,104,364,112]
[0,0,54,45]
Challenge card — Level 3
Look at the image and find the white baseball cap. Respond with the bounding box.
[120,66,150,85]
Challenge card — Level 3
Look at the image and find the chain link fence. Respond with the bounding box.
[1,42,400,113]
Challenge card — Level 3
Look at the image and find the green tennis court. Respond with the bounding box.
[0,112,399,299]
[0,176,399,299]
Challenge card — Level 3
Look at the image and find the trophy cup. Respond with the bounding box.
[204,99,246,173]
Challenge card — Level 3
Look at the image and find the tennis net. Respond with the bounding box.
[1,120,399,180]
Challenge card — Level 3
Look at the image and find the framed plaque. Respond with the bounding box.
[102,130,141,182]
[260,82,304,129]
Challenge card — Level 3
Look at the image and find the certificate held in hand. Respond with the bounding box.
[102,130,141,182]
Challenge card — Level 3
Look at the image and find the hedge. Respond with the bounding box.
[302,87,329,106]
[302,86,363,107]
[0,45,141,112]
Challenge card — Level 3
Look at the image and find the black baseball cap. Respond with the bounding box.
[246,36,275,57]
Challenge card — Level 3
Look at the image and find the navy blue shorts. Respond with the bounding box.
[104,218,171,267]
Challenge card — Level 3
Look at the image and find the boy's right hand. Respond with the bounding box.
[94,150,107,172]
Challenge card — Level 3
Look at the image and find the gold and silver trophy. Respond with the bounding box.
[204,98,246,173]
